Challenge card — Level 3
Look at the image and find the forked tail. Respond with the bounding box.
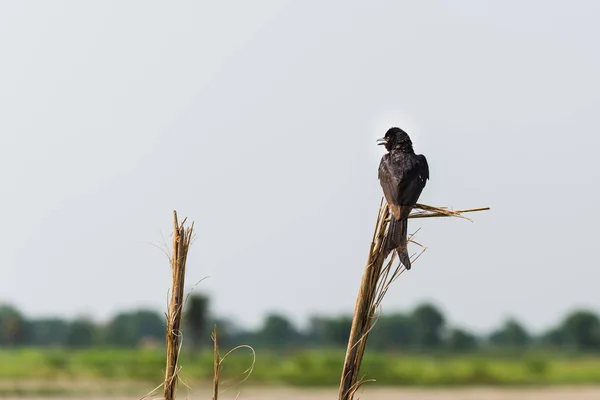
[383,217,411,270]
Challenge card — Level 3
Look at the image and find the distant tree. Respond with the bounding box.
[411,303,445,349]
[184,294,210,351]
[489,318,530,347]
[105,310,164,347]
[370,313,414,350]
[29,318,69,346]
[0,304,28,346]
[308,316,352,347]
[539,327,567,348]
[446,328,478,352]
[259,313,298,348]
[560,310,600,350]
[66,318,96,348]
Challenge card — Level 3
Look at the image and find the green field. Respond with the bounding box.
[2,348,600,390]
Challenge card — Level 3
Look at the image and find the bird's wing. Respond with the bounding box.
[396,154,429,209]
[378,155,404,220]
[418,154,429,182]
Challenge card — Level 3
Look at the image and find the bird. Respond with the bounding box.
[377,127,429,270]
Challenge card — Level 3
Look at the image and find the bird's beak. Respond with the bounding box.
[376,137,387,145]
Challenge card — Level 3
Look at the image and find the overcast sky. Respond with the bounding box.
[2,1,599,334]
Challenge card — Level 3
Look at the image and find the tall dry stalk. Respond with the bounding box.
[164,211,194,400]
[338,200,488,400]
[212,325,220,400]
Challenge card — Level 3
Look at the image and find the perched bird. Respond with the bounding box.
[377,127,429,270]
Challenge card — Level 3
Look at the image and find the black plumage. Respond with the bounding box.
[377,127,429,270]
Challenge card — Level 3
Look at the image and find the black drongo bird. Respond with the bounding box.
[377,127,429,270]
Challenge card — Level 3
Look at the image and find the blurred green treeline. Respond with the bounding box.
[1,296,599,353]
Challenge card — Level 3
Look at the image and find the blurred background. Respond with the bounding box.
[1,1,600,398]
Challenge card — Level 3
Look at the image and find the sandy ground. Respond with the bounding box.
[4,387,600,400]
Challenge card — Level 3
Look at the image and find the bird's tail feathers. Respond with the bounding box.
[384,218,411,270]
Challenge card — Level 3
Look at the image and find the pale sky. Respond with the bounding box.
[2,1,599,334]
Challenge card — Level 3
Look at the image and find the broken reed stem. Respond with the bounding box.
[338,201,390,400]
[411,205,489,219]
[164,211,194,400]
[212,325,220,400]
[338,201,489,400]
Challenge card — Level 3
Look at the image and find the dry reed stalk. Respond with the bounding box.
[210,330,257,399]
[338,200,488,400]
[164,211,194,400]
[212,325,220,400]
[410,204,490,220]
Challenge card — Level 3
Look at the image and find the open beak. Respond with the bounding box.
[376,137,387,145]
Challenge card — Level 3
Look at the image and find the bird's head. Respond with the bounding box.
[376,127,413,152]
